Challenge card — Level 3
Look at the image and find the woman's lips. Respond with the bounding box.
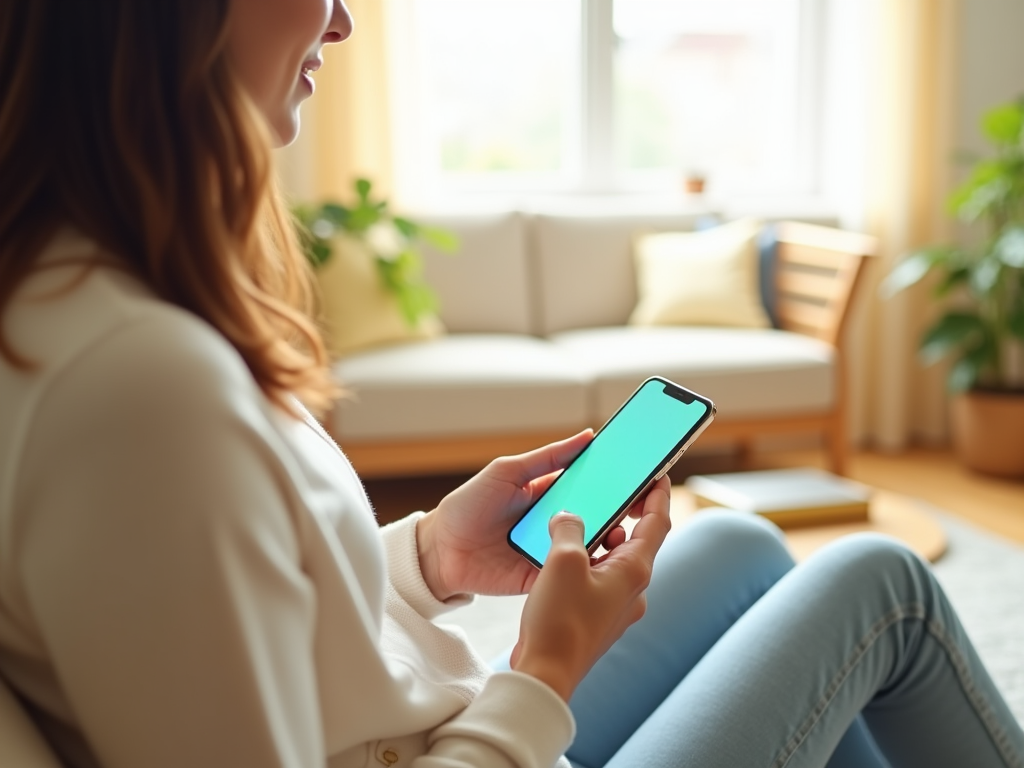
[299,58,322,95]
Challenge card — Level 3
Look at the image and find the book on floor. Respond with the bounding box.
[684,467,872,528]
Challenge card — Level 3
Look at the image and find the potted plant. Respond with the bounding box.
[292,178,458,327]
[884,96,1024,476]
[292,179,458,357]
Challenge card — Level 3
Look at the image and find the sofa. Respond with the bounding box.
[326,210,876,479]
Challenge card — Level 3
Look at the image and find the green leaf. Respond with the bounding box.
[982,103,1024,146]
[396,283,438,326]
[948,338,999,392]
[970,256,1002,295]
[996,225,1024,267]
[933,266,970,297]
[919,311,986,365]
[374,257,401,292]
[291,179,451,316]
[319,203,350,226]
[948,356,980,392]
[953,175,1012,223]
[392,216,419,239]
[346,205,379,233]
[310,241,332,267]
[947,159,1015,220]
[419,226,461,253]
[880,249,943,297]
[291,204,316,227]
[1010,304,1024,340]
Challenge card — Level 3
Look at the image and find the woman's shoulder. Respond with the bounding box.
[1,236,272,482]
[10,235,253,403]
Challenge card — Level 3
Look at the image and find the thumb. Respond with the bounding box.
[548,512,586,549]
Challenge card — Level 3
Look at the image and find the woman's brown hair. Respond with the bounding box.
[0,1,337,415]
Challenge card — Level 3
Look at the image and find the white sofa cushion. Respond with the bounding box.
[418,212,535,335]
[331,335,590,440]
[548,326,835,424]
[532,212,705,335]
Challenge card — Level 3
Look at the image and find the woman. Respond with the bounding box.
[0,2,1020,767]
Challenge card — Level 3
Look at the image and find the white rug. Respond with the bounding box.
[930,511,1024,722]
[441,509,1024,722]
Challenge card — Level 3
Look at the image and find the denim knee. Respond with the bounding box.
[809,532,933,605]
[665,510,795,585]
[681,509,789,555]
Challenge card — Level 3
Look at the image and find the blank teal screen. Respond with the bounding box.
[508,380,709,566]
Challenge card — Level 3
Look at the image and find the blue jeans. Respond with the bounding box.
[496,512,1024,767]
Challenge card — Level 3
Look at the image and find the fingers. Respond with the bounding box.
[526,469,562,502]
[547,511,586,550]
[623,477,672,560]
[544,511,593,570]
[491,430,594,486]
[626,494,646,519]
[602,525,627,551]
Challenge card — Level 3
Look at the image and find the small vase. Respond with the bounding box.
[683,175,706,195]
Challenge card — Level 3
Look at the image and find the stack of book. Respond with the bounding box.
[684,467,872,529]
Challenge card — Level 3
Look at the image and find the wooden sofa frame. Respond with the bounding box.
[335,221,877,479]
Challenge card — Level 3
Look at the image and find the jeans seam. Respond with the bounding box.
[769,603,923,768]
[925,619,1024,768]
[770,604,1024,768]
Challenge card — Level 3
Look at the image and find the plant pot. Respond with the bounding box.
[951,390,1024,478]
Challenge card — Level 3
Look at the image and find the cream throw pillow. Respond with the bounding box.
[628,218,771,329]
[315,234,444,358]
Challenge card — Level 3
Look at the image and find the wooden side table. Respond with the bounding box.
[670,486,947,563]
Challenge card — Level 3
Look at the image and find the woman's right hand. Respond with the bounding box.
[509,477,673,702]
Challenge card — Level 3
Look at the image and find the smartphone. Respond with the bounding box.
[507,376,716,568]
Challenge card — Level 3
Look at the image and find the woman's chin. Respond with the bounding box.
[270,111,301,148]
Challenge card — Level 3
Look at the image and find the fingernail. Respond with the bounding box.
[551,511,582,526]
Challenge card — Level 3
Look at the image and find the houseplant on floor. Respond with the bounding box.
[885,96,1024,477]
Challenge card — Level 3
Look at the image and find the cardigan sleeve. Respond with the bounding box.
[380,512,474,619]
[13,312,324,768]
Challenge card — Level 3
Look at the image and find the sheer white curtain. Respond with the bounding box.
[846,0,960,451]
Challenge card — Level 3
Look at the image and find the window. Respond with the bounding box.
[613,0,809,193]
[390,0,828,204]
[407,0,580,182]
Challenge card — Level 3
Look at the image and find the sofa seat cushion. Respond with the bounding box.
[549,327,835,424]
[331,335,590,441]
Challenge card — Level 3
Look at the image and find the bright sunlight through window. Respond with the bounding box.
[395,0,820,202]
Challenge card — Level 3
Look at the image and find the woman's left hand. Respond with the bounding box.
[416,430,598,600]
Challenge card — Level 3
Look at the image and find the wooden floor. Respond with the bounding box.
[364,446,1024,545]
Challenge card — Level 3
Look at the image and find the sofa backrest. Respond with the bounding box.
[418,210,706,337]
[419,211,535,335]
[531,212,705,335]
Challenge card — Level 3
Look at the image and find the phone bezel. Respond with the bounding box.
[507,376,716,568]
